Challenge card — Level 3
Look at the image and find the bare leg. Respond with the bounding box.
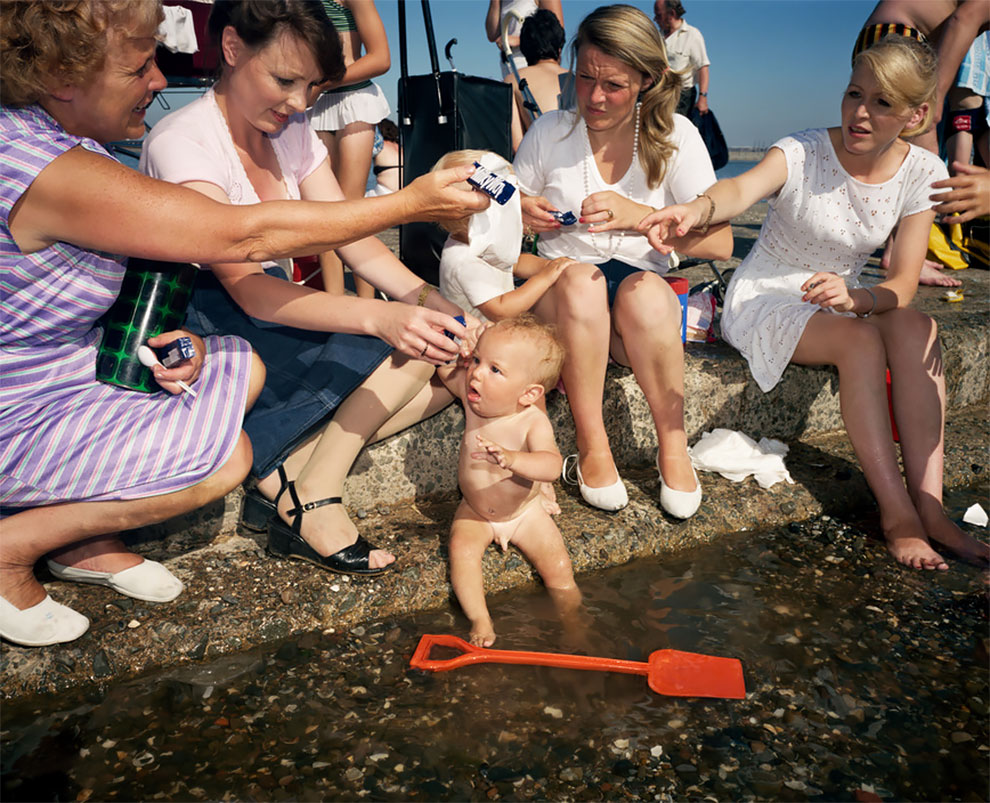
[1,430,254,610]
[270,354,436,569]
[509,506,577,593]
[868,309,989,564]
[791,313,947,570]
[332,123,377,299]
[449,503,497,646]
[256,371,451,496]
[610,272,696,491]
[532,264,618,488]
[312,130,348,296]
[1,349,265,609]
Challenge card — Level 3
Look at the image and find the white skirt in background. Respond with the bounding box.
[307,82,391,131]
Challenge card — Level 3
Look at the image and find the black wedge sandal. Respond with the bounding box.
[241,465,288,533]
[266,481,392,577]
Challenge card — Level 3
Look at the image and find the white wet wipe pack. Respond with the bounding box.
[467,153,522,272]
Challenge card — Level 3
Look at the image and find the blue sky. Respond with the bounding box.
[372,0,877,147]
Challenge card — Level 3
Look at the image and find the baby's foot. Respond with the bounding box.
[884,518,948,571]
[469,618,496,647]
[539,482,561,516]
[922,509,990,566]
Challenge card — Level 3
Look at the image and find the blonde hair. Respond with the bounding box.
[488,314,565,393]
[853,35,936,137]
[1,0,164,107]
[571,4,682,188]
[430,149,513,236]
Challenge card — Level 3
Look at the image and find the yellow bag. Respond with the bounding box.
[927,221,970,270]
[927,219,990,269]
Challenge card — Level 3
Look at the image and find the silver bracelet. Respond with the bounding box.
[857,287,877,318]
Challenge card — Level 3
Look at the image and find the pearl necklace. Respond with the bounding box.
[582,101,640,259]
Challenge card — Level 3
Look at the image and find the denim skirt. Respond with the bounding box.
[185,268,392,477]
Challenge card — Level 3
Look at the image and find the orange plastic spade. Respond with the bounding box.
[410,634,745,699]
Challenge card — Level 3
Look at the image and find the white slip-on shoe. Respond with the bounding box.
[0,594,89,647]
[562,454,628,512]
[658,458,702,520]
[47,558,184,603]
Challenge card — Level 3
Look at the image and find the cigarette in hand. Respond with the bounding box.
[137,346,198,398]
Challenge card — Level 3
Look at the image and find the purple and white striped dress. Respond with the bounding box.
[0,105,253,508]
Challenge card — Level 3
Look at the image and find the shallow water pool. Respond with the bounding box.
[2,489,987,802]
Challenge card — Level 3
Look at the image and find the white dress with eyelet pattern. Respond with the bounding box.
[721,128,947,392]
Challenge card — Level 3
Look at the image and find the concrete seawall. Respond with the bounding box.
[1,211,986,699]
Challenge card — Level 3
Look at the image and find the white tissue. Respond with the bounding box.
[688,428,794,489]
[962,503,988,527]
[467,153,522,272]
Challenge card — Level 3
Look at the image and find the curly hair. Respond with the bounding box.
[487,314,566,393]
[571,5,682,189]
[1,0,163,107]
[853,35,937,138]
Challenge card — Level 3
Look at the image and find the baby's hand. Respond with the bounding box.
[539,256,576,284]
[472,434,515,470]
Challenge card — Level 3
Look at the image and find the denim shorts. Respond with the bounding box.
[514,258,643,307]
[595,259,644,307]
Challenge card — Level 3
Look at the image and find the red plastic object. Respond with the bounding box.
[409,634,746,699]
[885,369,899,442]
[663,276,690,343]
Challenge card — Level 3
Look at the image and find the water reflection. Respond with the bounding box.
[2,488,987,801]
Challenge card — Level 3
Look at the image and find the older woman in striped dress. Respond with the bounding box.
[0,0,485,647]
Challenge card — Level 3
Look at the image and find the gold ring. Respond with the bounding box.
[606,209,614,221]
[525,225,534,237]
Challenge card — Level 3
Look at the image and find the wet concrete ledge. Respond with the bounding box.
[1,255,986,700]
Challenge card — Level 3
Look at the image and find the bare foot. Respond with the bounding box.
[921,508,990,566]
[918,260,963,287]
[469,618,496,647]
[576,450,620,490]
[49,534,143,575]
[657,450,697,492]
[884,519,948,571]
[277,484,395,570]
[539,482,561,516]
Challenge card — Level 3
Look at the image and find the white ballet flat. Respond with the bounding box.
[0,594,89,647]
[658,460,702,520]
[562,454,628,512]
[47,558,184,603]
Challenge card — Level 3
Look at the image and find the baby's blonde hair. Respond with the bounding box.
[430,150,514,236]
[853,35,936,137]
[487,314,565,393]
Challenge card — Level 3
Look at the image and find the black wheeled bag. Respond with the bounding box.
[397,0,513,286]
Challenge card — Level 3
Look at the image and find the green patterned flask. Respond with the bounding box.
[95,257,197,392]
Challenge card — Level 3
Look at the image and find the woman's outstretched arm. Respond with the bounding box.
[638,147,788,253]
[9,146,486,264]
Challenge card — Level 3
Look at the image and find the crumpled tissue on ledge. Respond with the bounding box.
[688,428,794,489]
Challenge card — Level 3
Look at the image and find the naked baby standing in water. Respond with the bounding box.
[437,316,578,647]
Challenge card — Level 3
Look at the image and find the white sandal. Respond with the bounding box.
[0,594,89,647]
[562,454,628,512]
[47,558,184,603]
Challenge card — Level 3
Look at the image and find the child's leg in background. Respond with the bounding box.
[323,123,378,299]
